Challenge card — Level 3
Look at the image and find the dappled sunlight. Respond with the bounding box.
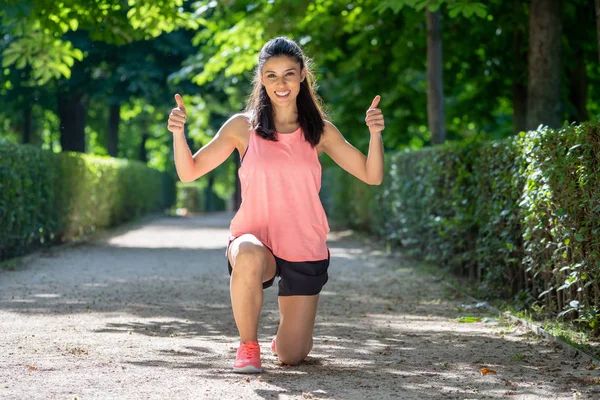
[2,214,597,399]
[318,290,338,296]
[104,226,230,249]
[30,293,61,298]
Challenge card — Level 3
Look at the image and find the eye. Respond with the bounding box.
[267,73,276,78]
[286,71,295,76]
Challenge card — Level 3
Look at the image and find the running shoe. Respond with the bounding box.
[233,341,262,373]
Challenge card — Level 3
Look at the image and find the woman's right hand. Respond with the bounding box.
[168,94,187,135]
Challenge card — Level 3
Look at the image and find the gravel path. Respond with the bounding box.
[1,213,598,399]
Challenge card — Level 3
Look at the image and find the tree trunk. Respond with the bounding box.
[57,92,86,152]
[139,134,149,163]
[107,103,120,157]
[567,50,589,123]
[426,9,446,145]
[139,116,149,163]
[205,173,215,212]
[526,0,562,130]
[22,105,32,144]
[596,0,600,63]
[512,25,528,134]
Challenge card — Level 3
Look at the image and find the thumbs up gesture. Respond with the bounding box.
[365,95,385,135]
[168,94,187,135]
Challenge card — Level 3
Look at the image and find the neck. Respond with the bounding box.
[272,103,299,126]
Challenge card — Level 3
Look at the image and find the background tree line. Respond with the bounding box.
[0,0,598,204]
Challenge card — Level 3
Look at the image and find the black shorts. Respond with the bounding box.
[226,243,330,297]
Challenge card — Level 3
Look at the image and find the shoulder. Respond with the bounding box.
[222,113,252,134]
[318,120,344,151]
[219,113,252,142]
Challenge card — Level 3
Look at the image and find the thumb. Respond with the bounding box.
[174,94,186,111]
[369,95,381,110]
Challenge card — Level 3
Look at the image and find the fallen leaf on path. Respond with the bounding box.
[27,365,37,371]
[379,346,392,356]
[481,367,497,375]
[302,393,313,399]
[568,376,600,385]
[584,362,598,370]
[457,316,482,323]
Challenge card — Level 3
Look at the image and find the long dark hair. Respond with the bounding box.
[245,37,326,147]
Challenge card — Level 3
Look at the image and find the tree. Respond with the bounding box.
[596,0,600,63]
[378,0,487,145]
[526,0,562,130]
[0,0,195,85]
[426,9,446,144]
[563,0,595,123]
[1,0,196,153]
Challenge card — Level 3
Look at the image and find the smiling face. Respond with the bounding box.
[261,56,306,106]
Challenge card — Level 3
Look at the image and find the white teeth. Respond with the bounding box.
[275,91,290,96]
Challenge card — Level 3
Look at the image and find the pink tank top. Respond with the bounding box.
[229,127,330,262]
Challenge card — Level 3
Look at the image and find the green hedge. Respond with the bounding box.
[322,123,600,331]
[175,181,227,213]
[0,140,176,261]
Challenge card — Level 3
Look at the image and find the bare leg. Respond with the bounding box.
[228,234,277,343]
[276,294,319,365]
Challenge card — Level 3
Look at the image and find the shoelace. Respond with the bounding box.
[240,342,259,358]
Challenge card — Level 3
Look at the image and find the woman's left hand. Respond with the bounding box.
[365,95,385,134]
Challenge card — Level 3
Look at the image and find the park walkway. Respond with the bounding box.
[1,213,598,400]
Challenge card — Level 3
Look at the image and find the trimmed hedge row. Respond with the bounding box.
[175,182,227,213]
[322,123,600,331]
[0,140,176,261]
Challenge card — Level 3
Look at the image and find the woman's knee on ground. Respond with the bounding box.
[231,242,267,277]
[278,348,310,365]
[276,340,312,365]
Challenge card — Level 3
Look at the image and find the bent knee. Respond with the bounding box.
[232,243,267,273]
[277,349,310,366]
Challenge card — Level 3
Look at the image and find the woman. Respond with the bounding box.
[168,37,384,373]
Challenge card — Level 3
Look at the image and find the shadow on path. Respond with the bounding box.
[1,213,598,399]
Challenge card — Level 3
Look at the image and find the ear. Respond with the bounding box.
[301,67,306,82]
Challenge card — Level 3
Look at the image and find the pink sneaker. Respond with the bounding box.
[271,338,277,355]
[233,341,262,373]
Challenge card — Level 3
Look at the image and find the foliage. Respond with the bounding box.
[519,123,600,331]
[376,0,488,18]
[0,139,176,261]
[323,122,600,333]
[0,0,197,85]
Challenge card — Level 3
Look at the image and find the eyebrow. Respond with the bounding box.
[264,68,297,73]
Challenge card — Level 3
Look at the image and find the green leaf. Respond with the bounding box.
[1,50,20,68]
[473,4,487,18]
[457,316,482,323]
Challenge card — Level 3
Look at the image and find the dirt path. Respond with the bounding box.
[1,213,598,399]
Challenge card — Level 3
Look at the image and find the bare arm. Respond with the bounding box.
[319,96,385,185]
[168,94,244,182]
